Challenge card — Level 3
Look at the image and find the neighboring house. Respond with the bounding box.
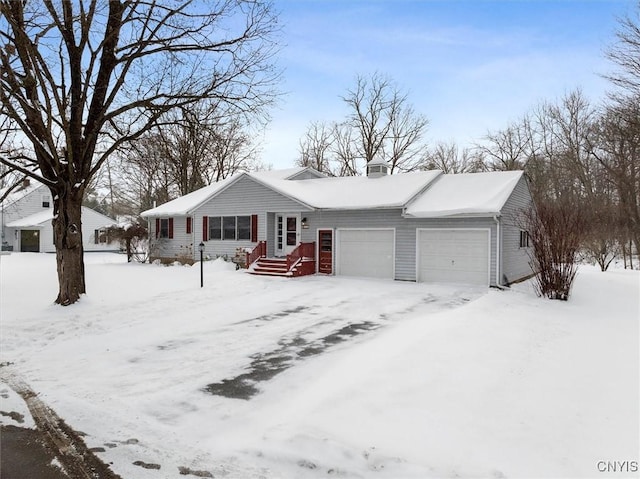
[1,179,119,253]
[140,163,534,287]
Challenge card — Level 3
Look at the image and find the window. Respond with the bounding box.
[159,218,170,238]
[210,217,222,239]
[155,218,173,239]
[186,217,192,234]
[223,216,236,240]
[94,228,109,244]
[42,195,51,208]
[208,216,251,241]
[237,216,251,240]
[519,230,530,248]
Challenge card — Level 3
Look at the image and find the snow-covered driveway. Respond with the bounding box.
[1,253,638,478]
[1,253,485,477]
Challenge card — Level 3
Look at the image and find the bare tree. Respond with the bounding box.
[343,73,393,168]
[332,122,359,176]
[423,141,485,173]
[581,196,623,271]
[0,0,279,305]
[605,3,640,97]
[298,73,429,176]
[600,4,640,261]
[120,102,260,200]
[386,101,429,172]
[208,118,263,183]
[590,99,640,258]
[297,120,334,174]
[343,73,428,173]
[521,198,586,300]
[477,116,537,172]
[0,116,31,199]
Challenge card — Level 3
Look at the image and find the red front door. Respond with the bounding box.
[318,229,333,274]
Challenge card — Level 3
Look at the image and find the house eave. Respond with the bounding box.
[402,211,502,219]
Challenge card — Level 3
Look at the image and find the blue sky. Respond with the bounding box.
[261,0,633,169]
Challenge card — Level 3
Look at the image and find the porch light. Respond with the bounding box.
[302,217,308,229]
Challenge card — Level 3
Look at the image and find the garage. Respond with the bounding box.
[417,229,490,285]
[336,229,394,279]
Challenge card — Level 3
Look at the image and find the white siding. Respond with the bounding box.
[149,216,194,260]
[142,173,530,284]
[500,175,534,284]
[300,210,498,285]
[1,185,51,250]
[191,175,312,260]
[41,207,118,253]
[78,207,120,253]
[1,186,117,253]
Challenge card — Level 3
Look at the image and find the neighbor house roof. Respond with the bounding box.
[5,209,52,228]
[0,182,45,207]
[404,170,524,218]
[6,206,116,228]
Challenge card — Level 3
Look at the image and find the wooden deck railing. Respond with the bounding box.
[286,242,315,271]
[247,241,267,266]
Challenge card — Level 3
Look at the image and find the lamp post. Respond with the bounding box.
[198,242,205,288]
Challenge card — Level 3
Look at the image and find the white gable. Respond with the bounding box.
[140,169,322,217]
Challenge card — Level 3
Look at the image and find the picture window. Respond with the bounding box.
[208,216,251,241]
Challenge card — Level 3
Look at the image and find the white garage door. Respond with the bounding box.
[418,229,490,285]
[337,229,394,279]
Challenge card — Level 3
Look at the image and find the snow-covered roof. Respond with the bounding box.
[252,166,324,180]
[140,168,326,217]
[141,169,443,217]
[404,171,524,218]
[141,175,236,217]
[254,170,442,210]
[6,206,117,228]
[0,182,46,206]
[140,167,526,218]
[5,209,52,228]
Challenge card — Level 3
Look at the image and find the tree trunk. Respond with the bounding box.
[52,193,86,305]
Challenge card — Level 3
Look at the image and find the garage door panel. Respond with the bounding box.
[418,229,489,285]
[338,229,394,279]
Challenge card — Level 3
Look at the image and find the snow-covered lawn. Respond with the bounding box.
[1,253,638,478]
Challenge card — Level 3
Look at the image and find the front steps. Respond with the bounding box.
[251,258,291,277]
[249,257,315,277]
